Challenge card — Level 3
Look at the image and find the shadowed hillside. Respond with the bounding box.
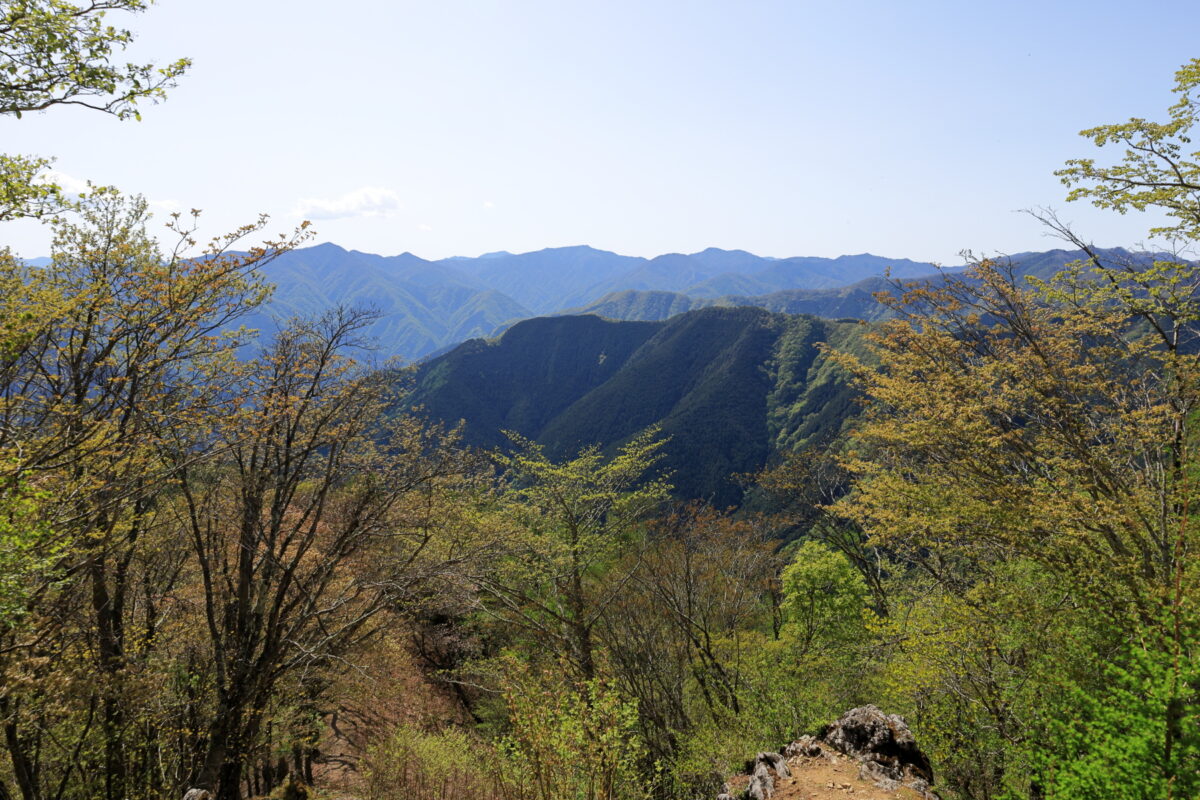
[406,308,865,506]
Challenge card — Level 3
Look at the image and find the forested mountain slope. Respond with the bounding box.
[405,308,866,506]
[563,276,900,323]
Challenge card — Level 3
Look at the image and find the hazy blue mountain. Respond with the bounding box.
[232,243,946,358]
[752,253,942,290]
[685,247,777,274]
[241,243,532,361]
[552,248,1189,327]
[427,246,944,315]
[437,245,645,313]
[996,246,1165,280]
[405,308,865,506]
[125,242,1167,361]
[578,250,944,307]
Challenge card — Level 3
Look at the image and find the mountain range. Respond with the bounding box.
[246,244,942,359]
[243,244,1155,360]
[27,242,1155,363]
[392,246,1173,504]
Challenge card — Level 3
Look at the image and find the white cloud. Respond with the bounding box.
[293,186,402,220]
[482,200,495,209]
[40,169,91,197]
[150,198,183,214]
[418,223,432,232]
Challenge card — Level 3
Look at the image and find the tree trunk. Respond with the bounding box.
[2,715,39,800]
[215,759,243,800]
[89,542,129,800]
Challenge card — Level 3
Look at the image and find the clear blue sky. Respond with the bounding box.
[3,0,1197,262]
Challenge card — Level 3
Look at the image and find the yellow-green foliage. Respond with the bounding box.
[0,1,190,221]
[864,560,1094,798]
[1037,605,1200,800]
[817,60,1200,798]
[0,472,57,625]
[779,540,869,655]
[663,542,878,793]
[496,661,651,800]
[1058,57,1200,241]
[480,429,670,678]
[824,252,1200,793]
[365,725,506,800]
[366,667,652,800]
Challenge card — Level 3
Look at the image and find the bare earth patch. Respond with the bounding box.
[727,750,927,800]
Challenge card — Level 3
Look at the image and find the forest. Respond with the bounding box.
[2,3,1199,800]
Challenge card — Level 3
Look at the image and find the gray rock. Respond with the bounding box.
[748,760,773,798]
[784,735,823,758]
[715,706,940,800]
[818,704,934,784]
[756,751,791,778]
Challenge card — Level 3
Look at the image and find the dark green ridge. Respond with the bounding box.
[405,307,865,507]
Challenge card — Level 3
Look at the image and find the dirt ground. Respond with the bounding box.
[725,750,929,800]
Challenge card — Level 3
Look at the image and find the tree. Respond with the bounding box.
[756,448,889,614]
[1057,57,1200,244]
[497,665,650,800]
[597,505,779,773]
[0,0,189,219]
[0,192,489,800]
[170,309,481,800]
[1038,613,1200,800]
[469,430,669,682]
[0,191,308,800]
[779,540,868,658]
[826,58,1200,798]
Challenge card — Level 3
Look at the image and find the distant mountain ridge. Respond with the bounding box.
[238,243,942,359]
[553,247,1172,326]
[559,276,903,324]
[104,242,1160,360]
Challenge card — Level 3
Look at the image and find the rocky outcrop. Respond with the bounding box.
[813,705,935,795]
[717,705,939,799]
[819,705,933,786]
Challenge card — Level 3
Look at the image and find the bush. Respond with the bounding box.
[497,667,651,800]
[364,725,507,800]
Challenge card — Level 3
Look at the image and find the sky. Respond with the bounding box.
[2,0,1198,263]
